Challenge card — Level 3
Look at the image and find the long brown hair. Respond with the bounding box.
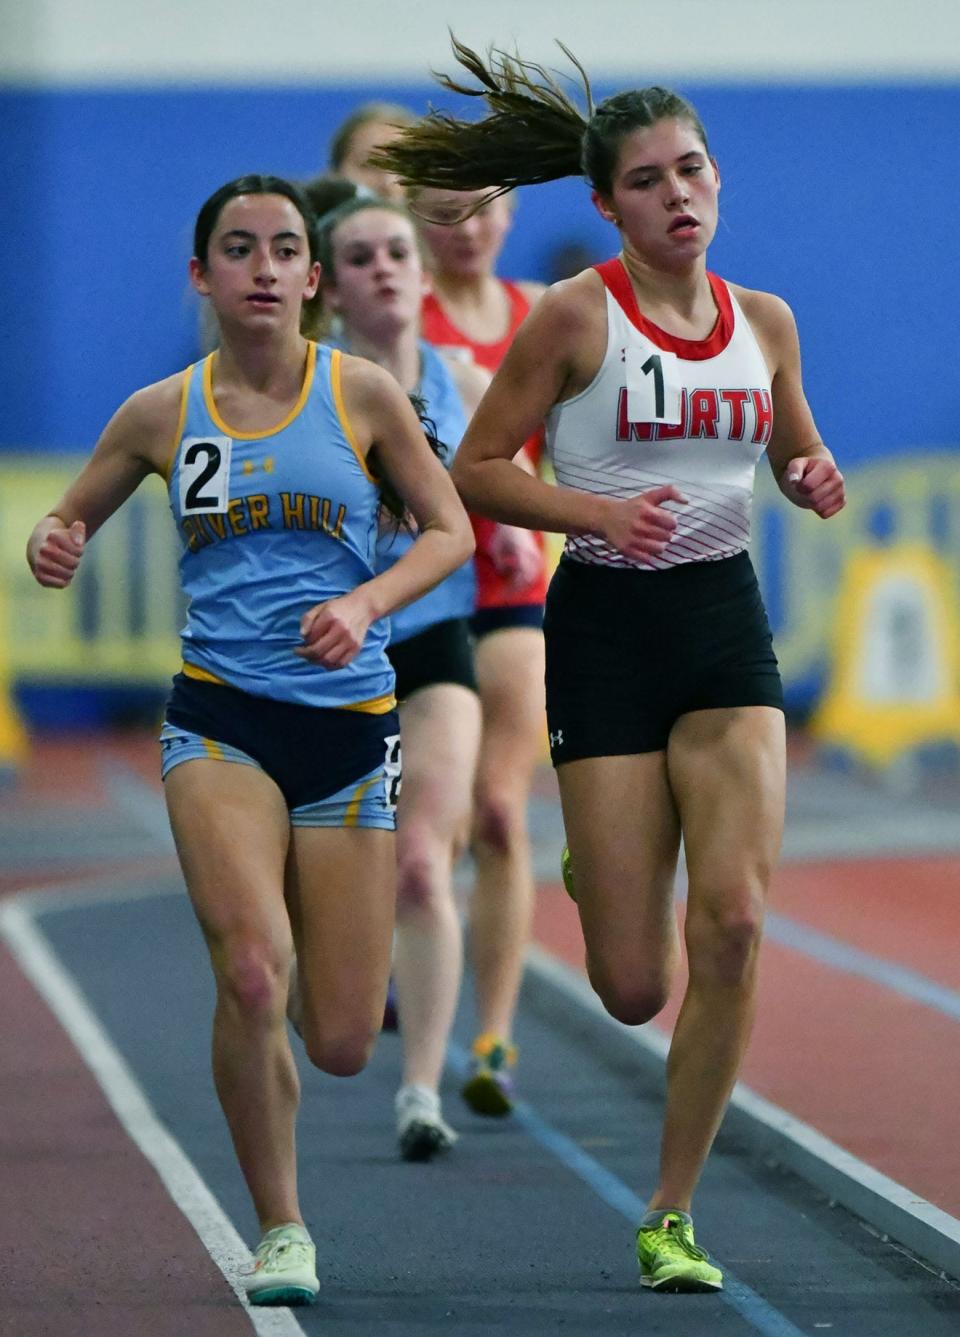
[369,36,709,204]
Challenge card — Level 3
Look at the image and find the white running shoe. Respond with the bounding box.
[395,1084,459,1162]
[242,1223,319,1306]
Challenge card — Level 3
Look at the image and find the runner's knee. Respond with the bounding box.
[395,825,452,913]
[301,1021,376,1076]
[216,937,288,1023]
[588,963,672,1026]
[473,785,526,855]
[685,890,764,987]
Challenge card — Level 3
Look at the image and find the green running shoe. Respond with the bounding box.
[560,845,576,901]
[243,1223,319,1306]
[636,1213,723,1293]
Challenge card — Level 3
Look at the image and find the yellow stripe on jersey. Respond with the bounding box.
[164,365,195,482]
[201,736,225,761]
[343,773,380,828]
[182,660,227,686]
[339,691,397,715]
[202,342,317,440]
[330,348,377,483]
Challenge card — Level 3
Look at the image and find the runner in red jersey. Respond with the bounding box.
[422,265,548,611]
[418,187,547,1115]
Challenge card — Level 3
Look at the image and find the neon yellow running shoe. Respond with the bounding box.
[636,1212,723,1293]
[560,845,576,902]
[461,1033,518,1116]
[243,1223,319,1306]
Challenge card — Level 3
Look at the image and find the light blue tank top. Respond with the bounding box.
[376,342,476,644]
[166,342,394,710]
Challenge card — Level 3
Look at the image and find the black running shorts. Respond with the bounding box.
[543,551,783,766]
[387,617,477,701]
[469,603,545,639]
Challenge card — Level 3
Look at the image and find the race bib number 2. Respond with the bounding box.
[179,436,232,514]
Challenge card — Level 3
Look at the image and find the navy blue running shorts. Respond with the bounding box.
[160,673,400,829]
[543,551,783,766]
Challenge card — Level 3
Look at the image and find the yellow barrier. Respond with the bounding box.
[811,544,960,768]
[754,452,960,691]
[0,571,28,775]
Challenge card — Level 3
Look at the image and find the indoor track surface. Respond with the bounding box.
[2,731,959,1337]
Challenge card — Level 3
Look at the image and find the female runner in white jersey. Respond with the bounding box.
[26,174,472,1307]
[307,183,490,1161]
[375,41,845,1293]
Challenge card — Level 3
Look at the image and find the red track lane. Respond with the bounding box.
[0,939,250,1337]
[6,731,157,804]
[771,859,960,990]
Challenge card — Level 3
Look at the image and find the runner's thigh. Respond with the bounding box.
[474,626,546,787]
[667,705,786,917]
[164,757,292,954]
[397,683,481,845]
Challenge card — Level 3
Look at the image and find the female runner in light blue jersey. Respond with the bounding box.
[378,41,846,1294]
[310,187,491,1162]
[26,174,473,1308]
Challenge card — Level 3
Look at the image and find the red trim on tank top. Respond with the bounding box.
[421,280,530,371]
[593,258,734,360]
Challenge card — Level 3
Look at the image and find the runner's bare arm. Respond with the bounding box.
[738,288,845,520]
[27,375,184,586]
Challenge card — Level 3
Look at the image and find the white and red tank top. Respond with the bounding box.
[545,258,773,570]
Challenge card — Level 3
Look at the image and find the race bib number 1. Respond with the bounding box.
[179,436,233,514]
[625,347,683,425]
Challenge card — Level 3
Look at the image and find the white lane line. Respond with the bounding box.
[0,895,308,1337]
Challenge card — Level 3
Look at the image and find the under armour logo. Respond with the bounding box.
[549,729,564,748]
